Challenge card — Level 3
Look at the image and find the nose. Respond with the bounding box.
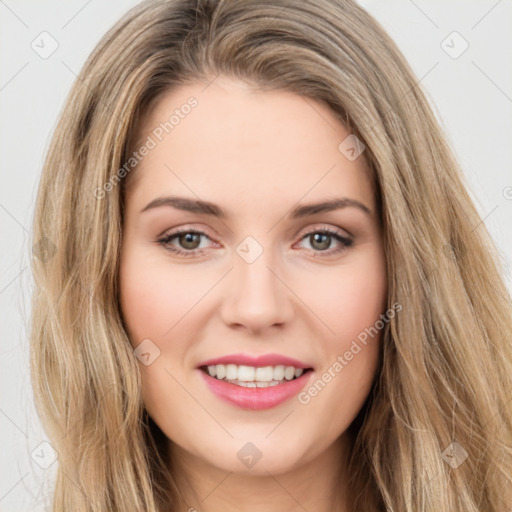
[220,244,294,334]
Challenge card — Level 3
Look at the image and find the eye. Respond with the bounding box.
[295,227,353,256]
[156,226,353,258]
[157,228,215,257]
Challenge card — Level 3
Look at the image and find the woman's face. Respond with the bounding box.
[119,76,387,476]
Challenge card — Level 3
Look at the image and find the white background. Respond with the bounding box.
[1,1,511,510]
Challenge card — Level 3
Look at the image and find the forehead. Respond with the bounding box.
[125,77,374,212]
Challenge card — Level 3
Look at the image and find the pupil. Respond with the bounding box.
[312,233,330,251]
[181,233,200,249]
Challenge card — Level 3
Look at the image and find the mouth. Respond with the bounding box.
[196,353,315,410]
[199,363,314,388]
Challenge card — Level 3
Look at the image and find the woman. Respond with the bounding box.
[30,0,512,510]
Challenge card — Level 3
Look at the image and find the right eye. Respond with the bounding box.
[157,228,216,257]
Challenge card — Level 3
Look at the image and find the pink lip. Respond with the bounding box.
[197,353,312,369]
[198,369,313,410]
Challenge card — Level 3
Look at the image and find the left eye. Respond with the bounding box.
[157,227,353,257]
[296,229,353,254]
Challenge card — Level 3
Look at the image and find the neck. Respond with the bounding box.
[167,433,352,512]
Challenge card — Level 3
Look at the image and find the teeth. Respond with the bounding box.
[238,365,255,381]
[234,380,282,388]
[273,365,285,380]
[215,364,226,379]
[284,366,295,380]
[225,364,237,380]
[205,363,307,384]
[255,366,274,382]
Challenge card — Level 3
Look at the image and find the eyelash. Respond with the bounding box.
[156,226,353,258]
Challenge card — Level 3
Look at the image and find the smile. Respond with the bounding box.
[198,363,314,410]
[201,364,307,387]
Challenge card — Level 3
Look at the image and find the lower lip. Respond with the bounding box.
[199,370,313,410]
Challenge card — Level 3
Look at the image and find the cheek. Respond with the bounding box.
[119,250,198,429]
[297,248,386,424]
[307,246,387,343]
[119,247,202,345]
[334,270,386,339]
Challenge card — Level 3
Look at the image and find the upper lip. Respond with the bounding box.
[197,353,313,369]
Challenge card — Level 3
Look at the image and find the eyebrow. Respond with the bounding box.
[140,196,372,218]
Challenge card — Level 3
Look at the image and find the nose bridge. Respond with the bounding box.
[221,235,293,331]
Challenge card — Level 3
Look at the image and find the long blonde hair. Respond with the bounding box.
[30,0,512,510]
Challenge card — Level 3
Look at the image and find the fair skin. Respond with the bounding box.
[119,76,387,512]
